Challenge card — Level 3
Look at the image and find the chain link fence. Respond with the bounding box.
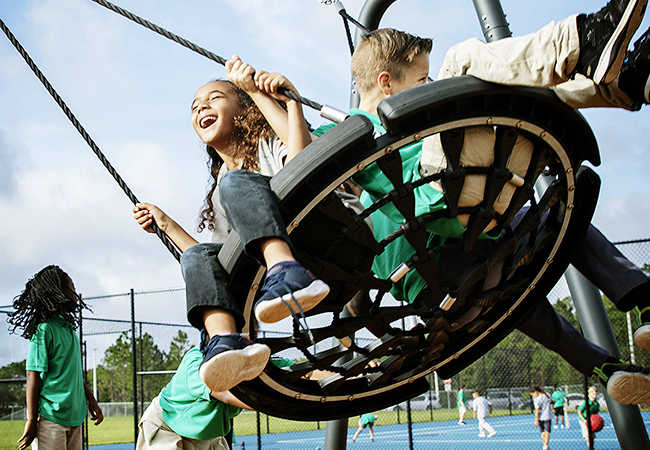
[2,239,650,449]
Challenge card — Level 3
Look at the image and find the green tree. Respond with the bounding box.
[165,330,191,370]
[0,360,26,417]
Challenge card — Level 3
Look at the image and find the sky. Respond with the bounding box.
[1,0,649,368]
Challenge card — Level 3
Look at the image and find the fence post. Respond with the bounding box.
[131,288,138,448]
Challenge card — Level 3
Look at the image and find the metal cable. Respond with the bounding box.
[0,17,182,262]
[89,0,325,112]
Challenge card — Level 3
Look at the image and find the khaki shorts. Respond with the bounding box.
[137,396,229,450]
[420,127,533,232]
[33,417,82,450]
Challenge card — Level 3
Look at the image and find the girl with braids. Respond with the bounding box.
[133,56,329,395]
[8,265,103,450]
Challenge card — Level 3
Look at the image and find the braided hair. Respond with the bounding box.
[197,80,276,233]
[7,265,89,339]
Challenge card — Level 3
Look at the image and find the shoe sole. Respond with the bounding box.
[199,343,271,392]
[594,0,648,84]
[607,370,650,404]
[487,432,497,438]
[255,279,330,323]
[634,324,650,350]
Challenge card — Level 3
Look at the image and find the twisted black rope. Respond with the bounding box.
[0,17,182,262]
[89,0,325,113]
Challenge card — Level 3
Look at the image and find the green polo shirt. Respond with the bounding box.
[360,412,375,425]
[26,315,86,427]
[577,399,600,416]
[551,390,566,408]
[314,111,500,304]
[458,389,466,407]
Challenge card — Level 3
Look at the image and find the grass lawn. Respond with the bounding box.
[0,407,532,449]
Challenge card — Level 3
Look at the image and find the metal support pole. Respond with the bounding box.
[349,0,398,108]
[130,288,138,448]
[472,0,512,42]
[323,305,356,450]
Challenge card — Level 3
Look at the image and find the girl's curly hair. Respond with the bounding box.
[7,265,89,339]
[197,80,276,233]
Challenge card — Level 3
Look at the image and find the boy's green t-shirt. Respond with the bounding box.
[314,110,463,238]
[551,390,566,408]
[314,110,498,304]
[26,315,87,427]
[577,399,600,416]
[457,389,466,407]
[159,346,241,441]
[360,412,376,425]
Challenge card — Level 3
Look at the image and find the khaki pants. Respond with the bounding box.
[439,16,634,110]
[421,15,634,228]
[420,128,533,232]
[33,417,82,450]
[136,396,229,450]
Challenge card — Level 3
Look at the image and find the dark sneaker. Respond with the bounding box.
[198,332,270,392]
[633,306,650,350]
[619,27,650,107]
[255,262,330,324]
[594,358,650,404]
[575,0,648,84]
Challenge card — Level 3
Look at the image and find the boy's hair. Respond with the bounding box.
[198,80,277,233]
[351,28,433,97]
[8,265,88,339]
[530,385,545,394]
[473,390,480,396]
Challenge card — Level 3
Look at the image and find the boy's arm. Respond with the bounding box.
[19,370,40,450]
[83,382,104,425]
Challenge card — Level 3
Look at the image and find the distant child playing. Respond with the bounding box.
[134,61,330,394]
[8,265,103,450]
[552,384,568,429]
[457,385,468,425]
[351,413,378,442]
[530,386,553,450]
[578,386,602,448]
[472,390,496,438]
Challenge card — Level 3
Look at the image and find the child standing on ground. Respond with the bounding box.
[577,386,601,448]
[472,390,496,438]
[457,385,468,425]
[8,265,103,450]
[552,384,567,429]
[530,386,553,450]
[351,413,377,442]
[134,60,330,395]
